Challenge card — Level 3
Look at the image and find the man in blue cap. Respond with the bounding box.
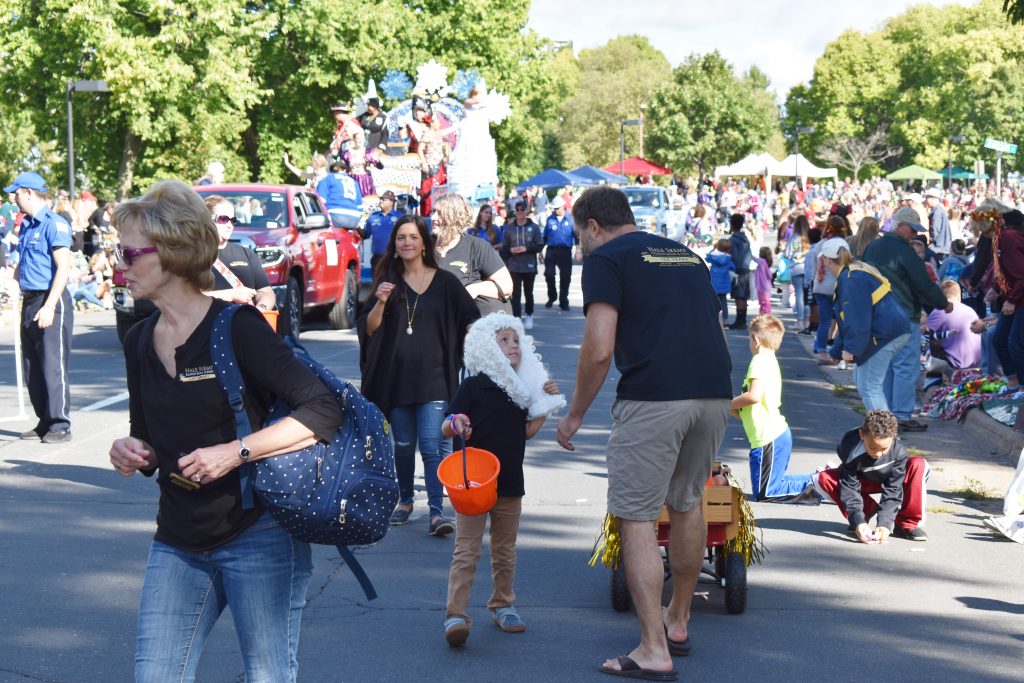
[6,172,74,443]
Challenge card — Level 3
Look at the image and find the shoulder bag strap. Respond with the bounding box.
[209,303,256,509]
[213,258,244,289]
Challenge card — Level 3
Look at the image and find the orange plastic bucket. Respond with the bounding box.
[437,447,501,515]
[261,309,279,330]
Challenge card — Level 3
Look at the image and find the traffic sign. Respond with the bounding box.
[984,138,1017,155]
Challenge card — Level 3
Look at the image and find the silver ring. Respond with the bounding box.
[114,464,123,472]
[192,474,201,483]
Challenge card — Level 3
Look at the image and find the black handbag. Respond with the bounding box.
[475,280,512,316]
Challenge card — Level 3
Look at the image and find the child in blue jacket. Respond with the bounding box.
[820,238,911,415]
[707,238,736,324]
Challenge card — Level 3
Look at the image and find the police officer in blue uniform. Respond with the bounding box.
[7,172,74,443]
[543,196,577,311]
[362,190,402,272]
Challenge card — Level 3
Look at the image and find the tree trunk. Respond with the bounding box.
[116,130,142,201]
[242,115,260,181]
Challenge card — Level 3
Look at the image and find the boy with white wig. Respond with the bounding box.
[441,312,564,647]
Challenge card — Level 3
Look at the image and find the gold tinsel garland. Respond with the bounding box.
[589,478,767,570]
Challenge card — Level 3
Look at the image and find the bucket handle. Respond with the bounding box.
[458,433,470,490]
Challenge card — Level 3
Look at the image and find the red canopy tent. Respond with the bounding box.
[603,156,672,176]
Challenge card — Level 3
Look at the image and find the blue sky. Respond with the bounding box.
[527,0,978,98]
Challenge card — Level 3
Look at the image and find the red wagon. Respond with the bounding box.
[610,484,748,614]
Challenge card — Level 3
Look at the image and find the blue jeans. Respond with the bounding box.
[748,427,810,500]
[790,274,807,322]
[135,513,312,683]
[992,311,1024,380]
[981,325,1002,376]
[813,293,835,353]
[883,320,920,421]
[856,333,911,413]
[390,401,450,517]
[71,281,105,308]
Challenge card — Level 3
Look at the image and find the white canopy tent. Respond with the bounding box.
[713,152,779,178]
[767,154,838,188]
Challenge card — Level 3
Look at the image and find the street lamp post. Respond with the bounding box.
[794,126,815,185]
[947,134,965,188]
[66,79,109,197]
[620,118,644,177]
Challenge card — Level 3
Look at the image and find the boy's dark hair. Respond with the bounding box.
[951,239,966,255]
[571,186,635,231]
[861,410,898,439]
[716,238,731,252]
[729,213,745,232]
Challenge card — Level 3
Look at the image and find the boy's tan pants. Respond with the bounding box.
[445,496,522,624]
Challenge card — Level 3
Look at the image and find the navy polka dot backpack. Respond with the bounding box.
[210,305,399,600]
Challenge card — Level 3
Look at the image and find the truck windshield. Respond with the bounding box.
[624,189,661,209]
[194,190,288,229]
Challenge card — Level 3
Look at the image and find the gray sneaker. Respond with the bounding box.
[892,526,928,541]
[490,606,526,633]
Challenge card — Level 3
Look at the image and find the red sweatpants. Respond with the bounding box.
[815,457,928,530]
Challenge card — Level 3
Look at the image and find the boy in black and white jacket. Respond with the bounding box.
[813,410,929,543]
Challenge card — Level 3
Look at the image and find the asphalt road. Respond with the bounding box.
[0,270,1020,682]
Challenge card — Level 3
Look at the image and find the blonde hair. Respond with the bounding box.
[847,216,879,258]
[112,180,218,290]
[826,248,854,270]
[749,314,785,351]
[432,192,473,244]
[940,280,961,300]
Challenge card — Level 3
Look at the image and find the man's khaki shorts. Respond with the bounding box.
[606,398,730,521]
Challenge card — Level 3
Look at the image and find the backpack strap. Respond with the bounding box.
[209,303,256,510]
[336,545,377,601]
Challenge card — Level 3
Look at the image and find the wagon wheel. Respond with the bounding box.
[723,551,747,614]
[611,562,632,613]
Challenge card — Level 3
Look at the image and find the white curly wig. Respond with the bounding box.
[463,312,566,417]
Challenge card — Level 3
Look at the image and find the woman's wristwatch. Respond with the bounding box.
[238,437,251,463]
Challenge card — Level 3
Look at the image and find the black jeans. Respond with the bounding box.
[510,272,536,317]
[544,246,572,308]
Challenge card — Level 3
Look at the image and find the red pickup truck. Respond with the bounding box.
[113,183,361,341]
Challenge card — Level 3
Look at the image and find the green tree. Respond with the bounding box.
[787,0,1024,177]
[646,51,778,177]
[0,0,272,198]
[556,36,671,169]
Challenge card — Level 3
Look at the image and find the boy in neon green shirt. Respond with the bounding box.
[731,314,817,502]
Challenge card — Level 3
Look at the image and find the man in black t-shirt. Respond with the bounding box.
[556,186,732,680]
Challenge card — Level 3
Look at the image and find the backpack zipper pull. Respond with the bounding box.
[338,498,347,525]
[365,435,373,460]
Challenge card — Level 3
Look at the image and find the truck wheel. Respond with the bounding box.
[610,562,632,613]
[279,276,302,340]
[116,312,133,345]
[328,269,358,330]
[723,552,747,614]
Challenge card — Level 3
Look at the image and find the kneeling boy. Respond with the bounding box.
[813,410,929,543]
[732,314,815,502]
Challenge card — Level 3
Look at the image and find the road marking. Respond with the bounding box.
[81,391,130,412]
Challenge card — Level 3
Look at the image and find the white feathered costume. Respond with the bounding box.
[462,312,566,419]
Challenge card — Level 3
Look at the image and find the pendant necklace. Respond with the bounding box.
[404,287,419,335]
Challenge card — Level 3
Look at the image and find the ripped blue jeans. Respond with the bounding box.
[390,401,450,517]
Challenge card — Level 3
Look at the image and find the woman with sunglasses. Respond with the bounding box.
[202,195,276,311]
[108,180,341,681]
[358,215,479,536]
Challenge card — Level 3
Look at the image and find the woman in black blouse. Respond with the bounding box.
[107,180,340,682]
[358,215,478,536]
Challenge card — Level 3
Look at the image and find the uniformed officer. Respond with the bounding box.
[363,190,402,272]
[543,196,577,311]
[7,172,74,443]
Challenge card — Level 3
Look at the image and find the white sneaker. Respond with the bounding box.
[524,315,533,330]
